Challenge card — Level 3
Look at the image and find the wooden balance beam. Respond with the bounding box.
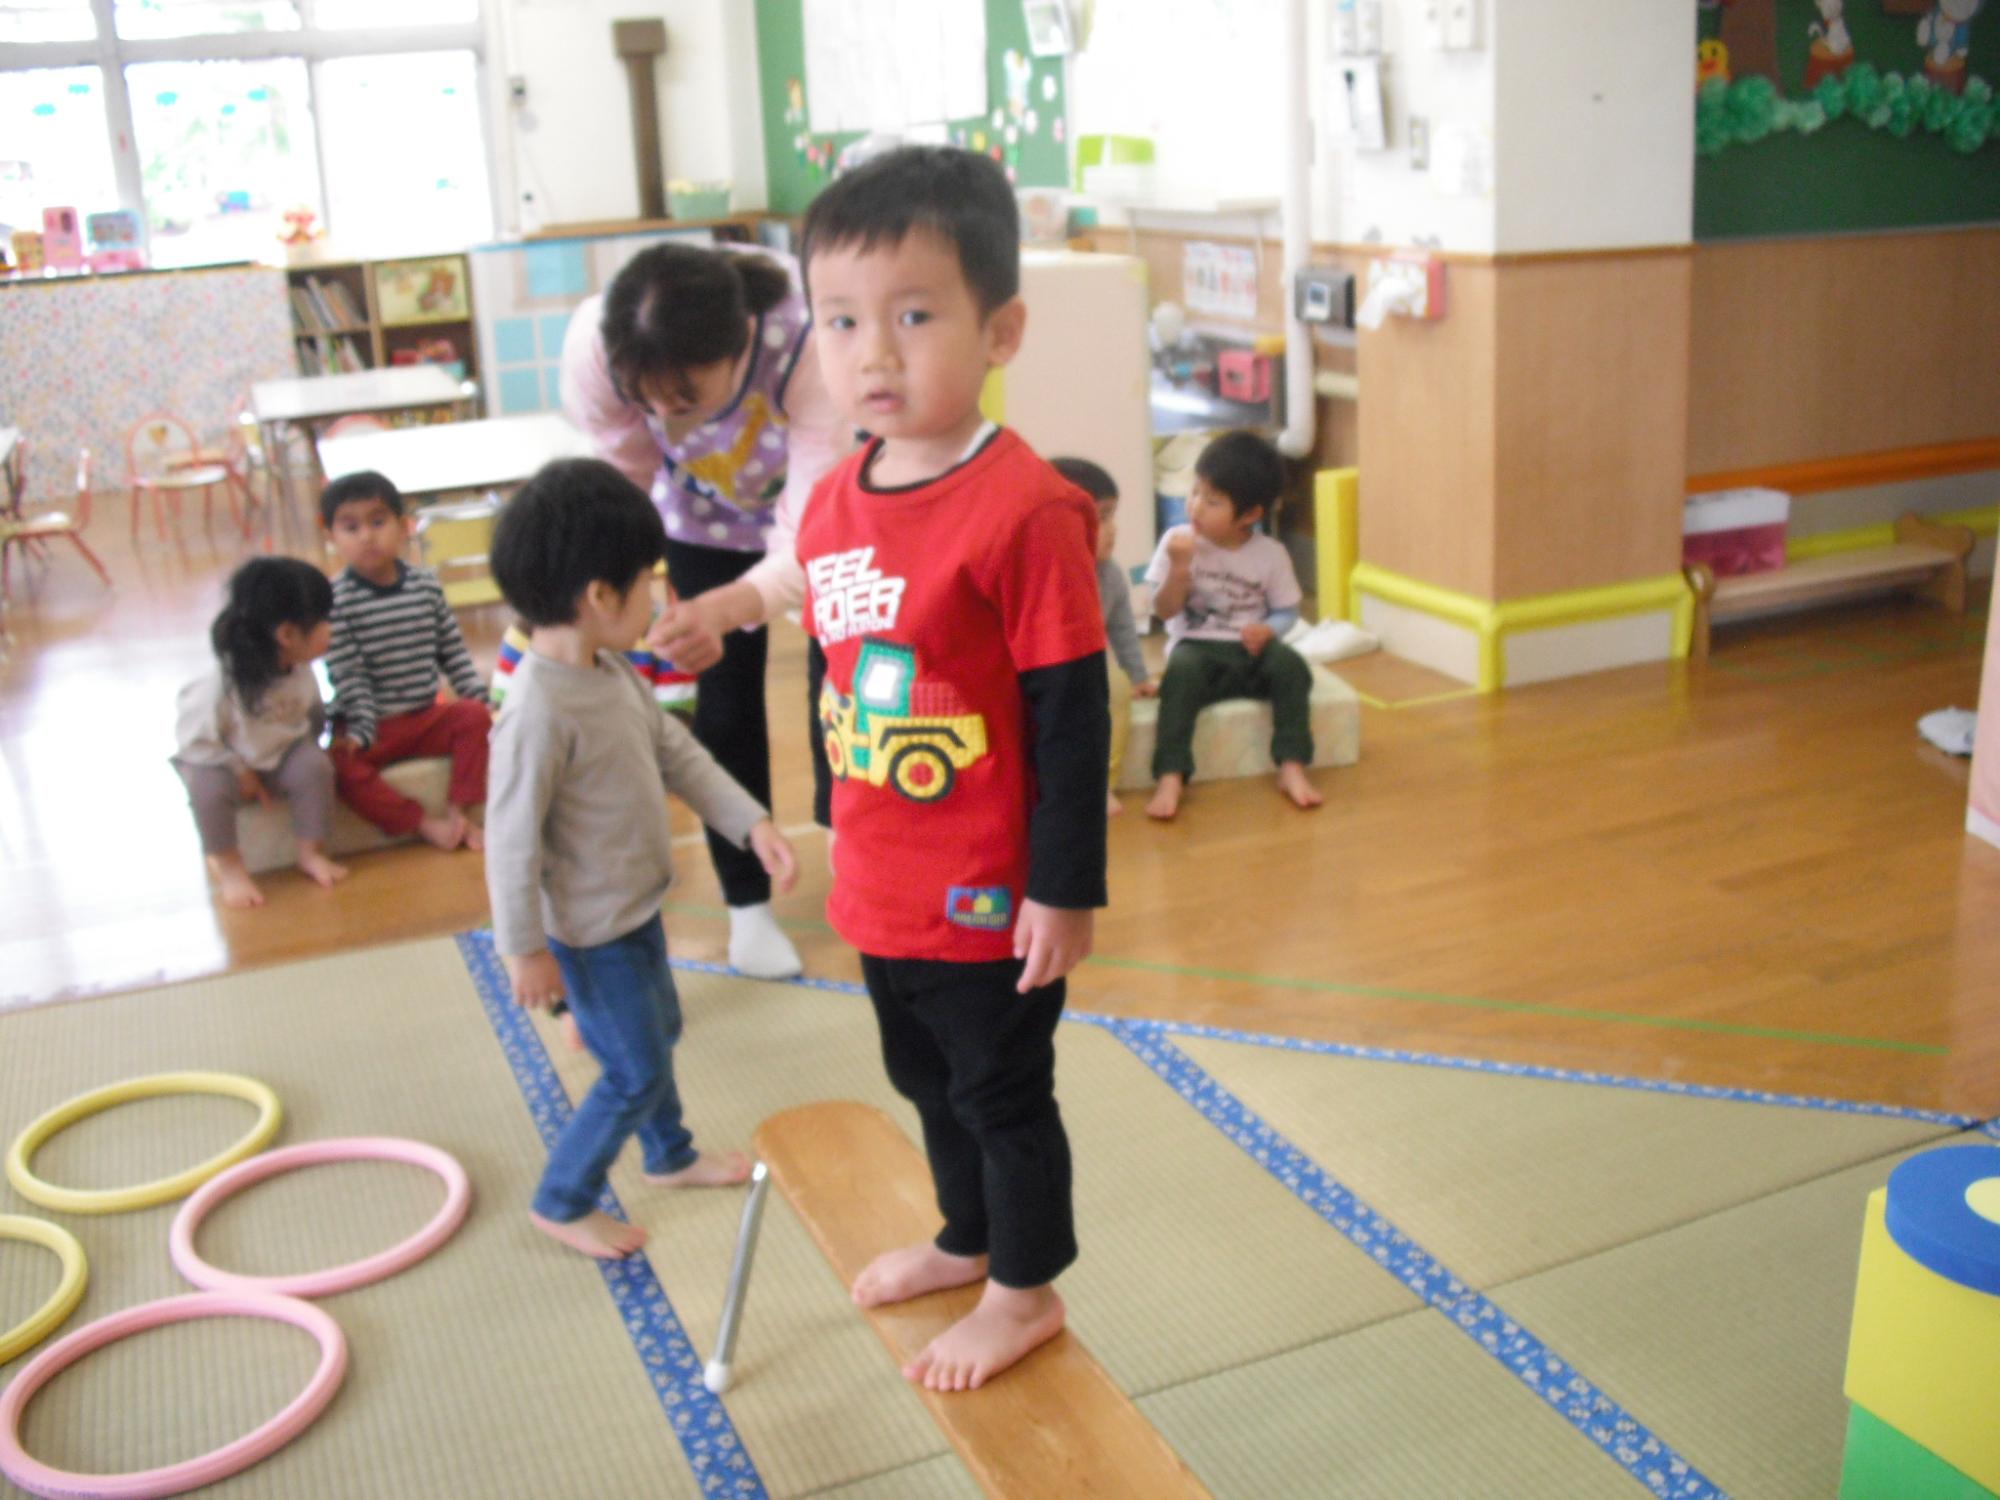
[707,1101,1213,1500]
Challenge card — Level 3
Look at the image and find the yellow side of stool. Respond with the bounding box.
[1845,1189,2000,1492]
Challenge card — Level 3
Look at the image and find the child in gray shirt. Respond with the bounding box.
[486,458,798,1263]
[1051,457,1156,816]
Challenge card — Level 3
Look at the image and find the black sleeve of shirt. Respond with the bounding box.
[1020,649,1110,911]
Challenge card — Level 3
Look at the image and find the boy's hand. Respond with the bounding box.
[1241,621,1275,656]
[1131,679,1159,698]
[1164,530,1196,571]
[647,595,725,674]
[1013,901,1093,993]
[748,819,799,894]
[236,767,272,805]
[505,951,566,1010]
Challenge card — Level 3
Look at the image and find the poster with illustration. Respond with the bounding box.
[1695,0,2000,236]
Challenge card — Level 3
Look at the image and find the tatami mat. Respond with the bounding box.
[521,961,1425,1496]
[1139,1308,1629,1499]
[0,941,703,1499]
[1492,1140,1959,1500]
[1174,1032,1958,1286]
[5,936,1953,1499]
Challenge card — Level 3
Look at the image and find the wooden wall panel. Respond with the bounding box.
[1687,229,2000,478]
[1493,253,1693,598]
[1355,261,1500,598]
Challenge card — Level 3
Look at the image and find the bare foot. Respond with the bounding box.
[904,1282,1066,1392]
[1105,789,1123,818]
[1275,761,1323,810]
[418,808,467,850]
[642,1151,753,1188]
[207,853,265,909]
[530,1208,648,1260]
[295,844,349,889]
[459,816,485,853]
[852,1241,988,1308]
[559,1009,586,1052]
[1145,773,1185,820]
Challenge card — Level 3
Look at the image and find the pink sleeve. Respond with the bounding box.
[743,331,852,620]
[560,294,661,493]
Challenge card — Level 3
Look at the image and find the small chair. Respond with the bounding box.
[2,448,111,600]
[127,413,237,543]
[172,395,265,535]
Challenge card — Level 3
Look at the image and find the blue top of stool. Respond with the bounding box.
[1884,1145,2000,1296]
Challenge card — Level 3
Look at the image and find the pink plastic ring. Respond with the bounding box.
[170,1137,471,1299]
[0,1291,346,1500]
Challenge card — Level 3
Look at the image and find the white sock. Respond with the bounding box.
[727,902,802,980]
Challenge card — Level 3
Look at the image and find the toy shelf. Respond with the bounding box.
[283,252,479,392]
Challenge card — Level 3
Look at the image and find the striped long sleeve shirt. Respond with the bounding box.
[326,563,487,748]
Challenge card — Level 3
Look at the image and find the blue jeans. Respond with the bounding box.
[533,918,698,1222]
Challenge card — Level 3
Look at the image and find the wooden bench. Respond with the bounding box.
[708,1101,1213,1500]
[1685,513,1975,663]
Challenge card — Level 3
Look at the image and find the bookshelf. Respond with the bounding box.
[284,253,480,398]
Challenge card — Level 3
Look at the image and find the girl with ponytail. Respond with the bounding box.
[555,238,851,984]
[172,556,346,908]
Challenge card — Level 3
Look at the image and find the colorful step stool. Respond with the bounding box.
[1842,1145,2000,1496]
[1842,1405,1996,1500]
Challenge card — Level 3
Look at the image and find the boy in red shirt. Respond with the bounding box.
[798,146,1109,1391]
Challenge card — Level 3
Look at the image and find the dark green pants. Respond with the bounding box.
[1151,638,1314,781]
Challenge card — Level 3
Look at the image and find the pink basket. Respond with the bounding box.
[1683,522,1787,577]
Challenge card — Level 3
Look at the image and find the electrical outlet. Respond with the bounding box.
[1420,0,1446,49]
[1444,0,1478,49]
[1408,115,1429,171]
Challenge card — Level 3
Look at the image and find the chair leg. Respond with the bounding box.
[130,487,142,545]
[69,535,112,588]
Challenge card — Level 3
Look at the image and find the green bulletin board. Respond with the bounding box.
[755,0,1071,217]
[1695,0,2000,239]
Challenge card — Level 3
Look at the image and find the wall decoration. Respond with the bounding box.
[1696,0,2000,235]
[756,0,1070,214]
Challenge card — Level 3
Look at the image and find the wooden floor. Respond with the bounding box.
[3,497,1996,1117]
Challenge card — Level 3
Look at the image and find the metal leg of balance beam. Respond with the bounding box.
[703,1161,772,1394]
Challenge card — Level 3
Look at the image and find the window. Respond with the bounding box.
[0,0,95,44]
[0,69,119,233]
[128,58,320,268]
[1,0,491,266]
[311,0,474,28]
[114,0,300,40]
[317,51,491,250]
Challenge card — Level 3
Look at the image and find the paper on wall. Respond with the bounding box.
[942,0,988,122]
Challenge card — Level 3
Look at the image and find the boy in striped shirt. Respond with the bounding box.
[322,470,492,851]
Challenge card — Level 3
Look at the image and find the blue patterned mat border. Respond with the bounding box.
[1105,1017,1725,1499]
[457,930,769,1500]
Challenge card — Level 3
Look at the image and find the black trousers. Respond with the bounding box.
[859,954,1076,1289]
[663,538,774,907]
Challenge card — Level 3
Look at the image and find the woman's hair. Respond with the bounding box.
[211,556,333,713]
[600,245,792,406]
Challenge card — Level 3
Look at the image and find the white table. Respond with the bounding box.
[315,412,592,501]
[318,413,595,607]
[251,367,470,544]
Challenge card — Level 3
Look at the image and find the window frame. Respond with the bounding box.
[0,0,498,262]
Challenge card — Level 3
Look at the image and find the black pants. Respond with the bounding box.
[860,954,1076,1289]
[806,636,831,828]
[664,538,774,907]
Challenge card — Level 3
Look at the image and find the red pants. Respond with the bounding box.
[333,699,490,835]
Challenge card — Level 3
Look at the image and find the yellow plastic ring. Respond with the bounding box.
[6,1073,283,1215]
[0,1216,88,1363]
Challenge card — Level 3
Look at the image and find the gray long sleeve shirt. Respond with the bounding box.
[484,648,767,956]
[1098,557,1150,686]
